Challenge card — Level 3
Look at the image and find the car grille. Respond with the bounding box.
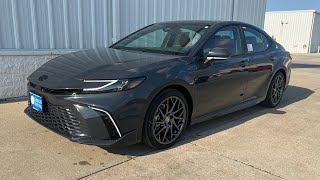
[28,102,86,137]
[29,82,82,95]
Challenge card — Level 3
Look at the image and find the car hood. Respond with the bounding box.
[28,48,179,89]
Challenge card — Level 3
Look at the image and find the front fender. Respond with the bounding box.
[136,78,195,142]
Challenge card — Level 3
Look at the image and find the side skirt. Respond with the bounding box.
[190,97,265,125]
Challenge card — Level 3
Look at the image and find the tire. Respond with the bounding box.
[143,89,189,149]
[261,72,285,108]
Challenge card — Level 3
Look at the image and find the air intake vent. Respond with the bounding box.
[28,101,87,136]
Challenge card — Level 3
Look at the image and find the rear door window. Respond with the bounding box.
[243,27,271,53]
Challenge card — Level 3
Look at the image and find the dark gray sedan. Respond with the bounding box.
[26,21,291,149]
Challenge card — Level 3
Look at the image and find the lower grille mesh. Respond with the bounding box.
[28,102,84,136]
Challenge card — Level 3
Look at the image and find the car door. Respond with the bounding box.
[240,26,274,101]
[194,25,249,117]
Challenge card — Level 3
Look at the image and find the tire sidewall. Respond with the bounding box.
[143,89,189,149]
[265,72,285,107]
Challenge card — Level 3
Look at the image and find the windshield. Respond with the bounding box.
[111,23,210,55]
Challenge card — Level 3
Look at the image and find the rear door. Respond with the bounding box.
[194,25,249,117]
[240,26,274,101]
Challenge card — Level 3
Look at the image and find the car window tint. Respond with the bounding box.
[127,28,206,49]
[202,26,242,56]
[172,28,204,47]
[243,27,270,53]
[114,24,210,55]
[127,29,168,48]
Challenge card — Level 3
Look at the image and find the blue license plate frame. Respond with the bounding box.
[29,92,43,112]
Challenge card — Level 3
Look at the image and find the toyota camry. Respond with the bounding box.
[26,21,291,149]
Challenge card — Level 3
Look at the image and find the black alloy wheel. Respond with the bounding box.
[143,89,188,149]
[261,72,285,108]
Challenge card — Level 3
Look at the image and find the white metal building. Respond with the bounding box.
[264,10,320,53]
[0,0,267,99]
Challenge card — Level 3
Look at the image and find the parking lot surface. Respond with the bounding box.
[1,54,320,180]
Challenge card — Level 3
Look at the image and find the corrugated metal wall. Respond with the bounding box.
[0,0,267,51]
[310,12,320,53]
[264,11,315,53]
[233,0,267,29]
[0,0,113,50]
[117,0,234,38]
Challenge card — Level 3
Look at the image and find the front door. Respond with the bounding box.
[194,26,249,117]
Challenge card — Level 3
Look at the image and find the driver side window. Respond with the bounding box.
[202,26,242,56]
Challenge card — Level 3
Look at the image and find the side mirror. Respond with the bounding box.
[206,47,231,61]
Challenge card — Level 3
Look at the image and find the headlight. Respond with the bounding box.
[82,77,145,93]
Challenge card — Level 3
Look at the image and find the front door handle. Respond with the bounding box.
[240,59,249,67]
[270,56,277,61]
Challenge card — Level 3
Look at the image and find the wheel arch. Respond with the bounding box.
[138,82,194,142]
[261,67,287,107]
[261,67,288,103]
[147,83,194,124]
[276,68,287,84]
[161,84,193,125]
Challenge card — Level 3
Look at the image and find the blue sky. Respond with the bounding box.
[267,0,320,11]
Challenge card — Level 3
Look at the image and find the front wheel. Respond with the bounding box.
[143,89,189,149]
[261,72,285,108]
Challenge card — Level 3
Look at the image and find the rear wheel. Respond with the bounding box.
[261,72,285,108]
[143,89,188,149]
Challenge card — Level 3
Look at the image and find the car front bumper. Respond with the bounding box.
[25,83,150,148]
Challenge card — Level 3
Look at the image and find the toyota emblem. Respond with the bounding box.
[39,75,48,81]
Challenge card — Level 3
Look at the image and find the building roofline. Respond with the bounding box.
[266,10,320,14]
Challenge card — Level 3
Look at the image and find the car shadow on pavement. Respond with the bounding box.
[101,85,314,156]
[292,63,320,69]
[0,97,28,104]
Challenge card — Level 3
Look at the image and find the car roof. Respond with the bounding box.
[156,20,250,26]
[157,20,219,25]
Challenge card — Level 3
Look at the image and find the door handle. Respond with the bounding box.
[270,56,277,61]
[240,59,249,67]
